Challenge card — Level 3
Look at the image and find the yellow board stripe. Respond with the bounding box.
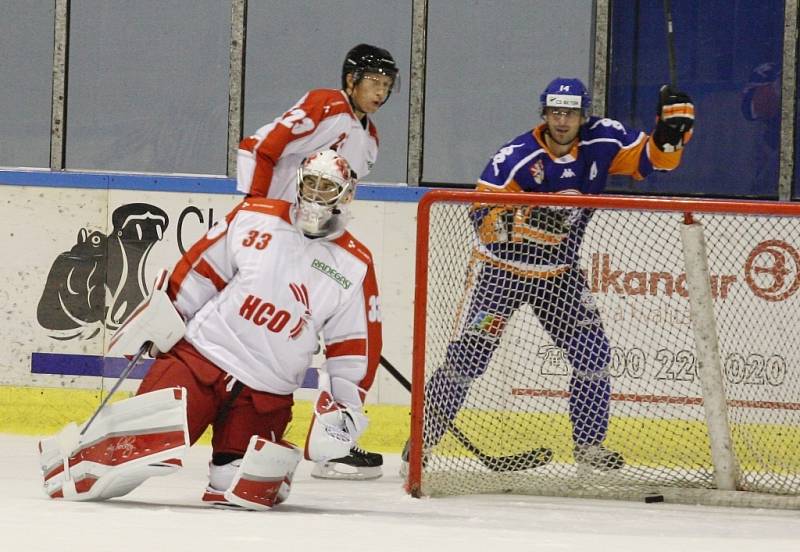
[0,386,410,453]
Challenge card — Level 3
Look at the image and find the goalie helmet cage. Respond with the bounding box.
[407,190,800,509]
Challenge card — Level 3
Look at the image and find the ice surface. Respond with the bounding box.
[3,434,799,552]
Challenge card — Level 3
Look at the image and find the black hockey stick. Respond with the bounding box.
[379,355,552,472]
[663,0,678,88]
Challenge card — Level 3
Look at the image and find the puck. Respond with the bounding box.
[644,494,664,503]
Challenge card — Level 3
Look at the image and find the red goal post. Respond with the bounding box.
[407,190,800,509]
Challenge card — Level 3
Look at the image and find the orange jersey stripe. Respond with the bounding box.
[475,180,524,193]
[645,135,683,170]
[608,138,646,180]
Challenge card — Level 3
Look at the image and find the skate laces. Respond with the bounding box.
[350,445,367,456]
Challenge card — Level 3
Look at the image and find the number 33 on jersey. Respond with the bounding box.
[167,198,382,396]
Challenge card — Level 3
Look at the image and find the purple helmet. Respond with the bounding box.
[539,77,591,112]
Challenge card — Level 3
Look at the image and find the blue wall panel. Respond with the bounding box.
[607,0,784,198]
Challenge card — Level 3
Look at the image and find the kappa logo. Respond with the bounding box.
[560,168,576,178]
[589,161,598,180]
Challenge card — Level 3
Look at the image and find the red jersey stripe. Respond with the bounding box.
[326,339,367,358]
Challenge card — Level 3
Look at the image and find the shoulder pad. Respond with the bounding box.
[238,198,293,225]
[332,231,373,265]
[305,89,353,118]
[587,116,632,138]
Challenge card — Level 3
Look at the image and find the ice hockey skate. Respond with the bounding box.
[573,444,625,472]
[311,445,383,480]
[399,439,431,478]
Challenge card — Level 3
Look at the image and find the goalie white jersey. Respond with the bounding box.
[168,198,382,399]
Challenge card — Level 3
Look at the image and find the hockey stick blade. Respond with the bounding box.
[379,355,553,472]
[443,412,553,472]
[474,447,553,472]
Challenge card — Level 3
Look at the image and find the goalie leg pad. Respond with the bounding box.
[220,436,302,511]
[38,387,190,501]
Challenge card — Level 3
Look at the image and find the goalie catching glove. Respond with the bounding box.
[653,85,695,152]
[304,372,368,462]
[107,268,186,357]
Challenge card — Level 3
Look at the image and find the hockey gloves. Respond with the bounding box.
[304,374,368,462]
[107,268,186,358]
[653,85,695,152]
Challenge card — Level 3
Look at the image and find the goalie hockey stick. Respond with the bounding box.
[379,355,552,472]
[80,342,150,437]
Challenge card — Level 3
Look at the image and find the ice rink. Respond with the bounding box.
[3,433,799,552]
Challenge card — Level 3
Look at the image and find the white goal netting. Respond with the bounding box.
[408,192,800,508]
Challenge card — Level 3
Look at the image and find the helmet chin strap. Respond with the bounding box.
[346,90,369,125]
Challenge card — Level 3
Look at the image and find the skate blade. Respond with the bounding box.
[310,462,383,480]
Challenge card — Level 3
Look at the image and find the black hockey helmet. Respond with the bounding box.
[341,43,399,97]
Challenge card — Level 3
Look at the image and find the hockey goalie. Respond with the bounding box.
[38,150,382,510]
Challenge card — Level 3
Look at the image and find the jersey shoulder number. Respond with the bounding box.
[279,108,315,135]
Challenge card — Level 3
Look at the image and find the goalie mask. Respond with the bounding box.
[295,150,357,237]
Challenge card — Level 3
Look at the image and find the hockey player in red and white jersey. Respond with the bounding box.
[237,43,398,201]
[39,151,382,510]
[236,44,397,478]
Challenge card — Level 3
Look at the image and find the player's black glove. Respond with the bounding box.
[653,85,695,152]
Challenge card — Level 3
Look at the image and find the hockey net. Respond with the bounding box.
[407,190,800,509]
